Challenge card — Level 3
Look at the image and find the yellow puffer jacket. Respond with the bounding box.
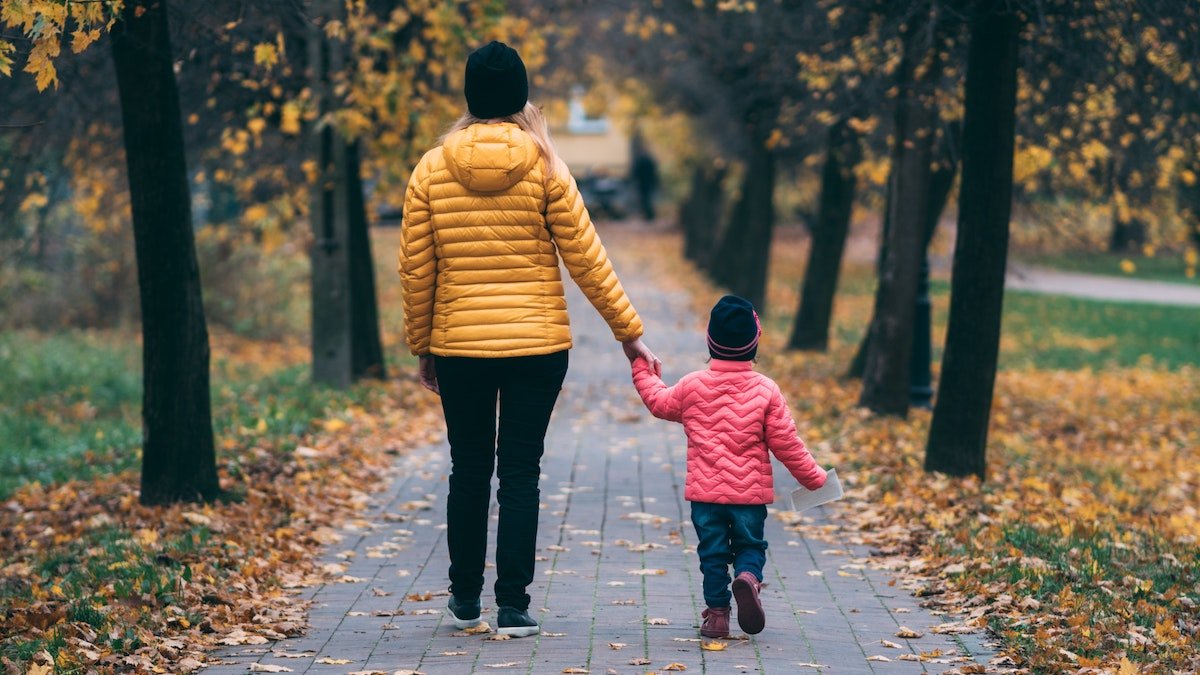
[398,122,644,358]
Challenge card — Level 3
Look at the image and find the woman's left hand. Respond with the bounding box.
[622,337,662,376]
[418,355,440,395]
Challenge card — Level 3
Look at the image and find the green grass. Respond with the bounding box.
[804,269,1200,373]
[1017,251,1200,286]
[0,330,408,499]
[997,290,1200,370]
[0,333,143,497]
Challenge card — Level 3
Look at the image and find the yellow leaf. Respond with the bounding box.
[1116,657,1139,675]
[0,40,15,77]
[322,418,347,432]
[253,42,278,69]
[27,664,52,675]
[70,28,100,53]
[663,664,688,671]
[281,102,302,135]
[1119,259,1136,275]
[20,192,48,212]
[700,640,728,651]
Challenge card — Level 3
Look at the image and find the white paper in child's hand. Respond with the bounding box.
[789,468,843,512]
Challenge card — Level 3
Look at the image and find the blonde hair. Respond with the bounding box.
[441,102,560,179]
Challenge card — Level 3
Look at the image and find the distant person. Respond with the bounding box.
[397,41,661,638]
[629,295,828,638]
[631,150,659,221]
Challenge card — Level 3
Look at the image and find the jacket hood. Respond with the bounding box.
[442,122,541,192]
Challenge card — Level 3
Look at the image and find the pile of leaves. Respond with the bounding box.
[622,227,1199,672]
[0,380,442,673]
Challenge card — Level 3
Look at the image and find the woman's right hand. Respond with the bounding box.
[622,337,662,376]
[418,355,440,395]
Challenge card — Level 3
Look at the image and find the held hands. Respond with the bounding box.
[622,337,662,376]
[418,355,439,395]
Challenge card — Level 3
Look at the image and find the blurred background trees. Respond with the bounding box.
[2,0,1199,492]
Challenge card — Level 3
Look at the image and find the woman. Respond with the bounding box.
[397,41,660,637]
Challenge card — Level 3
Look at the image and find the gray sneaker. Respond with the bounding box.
[497,606,540,637]
[447,596,481,629]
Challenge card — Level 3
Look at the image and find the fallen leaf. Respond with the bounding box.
[629,658,651,666]
[663,664,688,671]
[895,626,923,639]
[315,658,353,665]
[609,642,627,650]
[248,665,293,673]
[462,621,492,634]
[880,639,903,649]
[700,641,728,651]
[562,668,589,674]
[628,568,667,575]
[647,617,671,625]
[866,655,891,662]
[485,662,522,668]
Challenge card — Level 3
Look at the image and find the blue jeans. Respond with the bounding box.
[690,502,768,608]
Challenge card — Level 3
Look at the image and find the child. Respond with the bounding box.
[631,295,827,637]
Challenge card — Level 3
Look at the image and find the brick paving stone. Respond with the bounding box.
[204,227,998,674]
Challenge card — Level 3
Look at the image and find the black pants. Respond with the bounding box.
[434,350,568,611]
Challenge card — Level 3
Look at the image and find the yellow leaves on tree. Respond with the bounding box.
[70,27,100,53]
[1,0,120,90]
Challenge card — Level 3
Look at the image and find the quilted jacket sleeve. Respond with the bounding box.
[764,381,827,490]
[546,161,644,342]
[398,154,436,355]
[631,358,683,423]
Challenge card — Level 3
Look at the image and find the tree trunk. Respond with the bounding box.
[309,3,386,386]
[859,21,939,417]
[846,167,895,379]
[924,5,1020,479]
[346,140,386,380]
[908,129,961,407]
[712,139,775,312]
[789,119,861,351]
[1108,183,1150,253]
[681,163,726,270]
[111,0,220,504]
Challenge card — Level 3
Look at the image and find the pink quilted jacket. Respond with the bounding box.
[632,358,827,504]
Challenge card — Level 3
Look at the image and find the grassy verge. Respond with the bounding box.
[1015,250,1199,285]
[0,331,410,500]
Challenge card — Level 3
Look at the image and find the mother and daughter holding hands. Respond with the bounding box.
[398,42,829,640]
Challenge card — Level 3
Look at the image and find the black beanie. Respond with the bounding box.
[464,41,529,119]
[707,295,761,361]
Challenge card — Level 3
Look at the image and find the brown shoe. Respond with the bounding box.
[700,606,731,638]
[732,572,765,634]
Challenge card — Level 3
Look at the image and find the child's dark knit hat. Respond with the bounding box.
[464,41,528,119]
[707,295,761,361]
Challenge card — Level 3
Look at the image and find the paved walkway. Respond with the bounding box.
[1005,264,1200,306]
[204,232,996,674]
